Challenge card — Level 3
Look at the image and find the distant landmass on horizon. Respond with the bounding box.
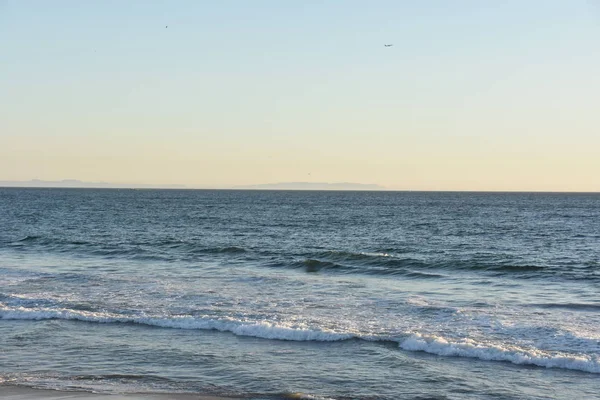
[0,180,386,191]
[0,179,186,189]
[234,182,386,190]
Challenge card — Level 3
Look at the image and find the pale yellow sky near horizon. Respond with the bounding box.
[1,1,599,191]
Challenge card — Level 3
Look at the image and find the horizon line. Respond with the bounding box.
[1,186,598,194]
[0,179,598,193]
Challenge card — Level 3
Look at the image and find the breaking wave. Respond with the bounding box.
[2,305,599,374]
[0,306,356,342]
[399,333,600,374]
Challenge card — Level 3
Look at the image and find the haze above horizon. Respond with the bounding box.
[1,1,599,192]
[0,179,385,190]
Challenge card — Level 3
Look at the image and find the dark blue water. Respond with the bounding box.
[1,189,599,399]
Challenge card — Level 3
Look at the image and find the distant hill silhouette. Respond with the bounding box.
[0,179,186,189]
[233,182,385,190]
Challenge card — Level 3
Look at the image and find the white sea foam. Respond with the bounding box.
[399,333,600,374]
[360,252,392,258]
[2,305,599,374]
[0,306,355,342]
[285,393,338,400]
[0,276,34,286]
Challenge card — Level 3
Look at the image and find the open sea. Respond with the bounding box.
[1,188,599,399]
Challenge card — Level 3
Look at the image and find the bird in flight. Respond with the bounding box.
[384,44,393,47]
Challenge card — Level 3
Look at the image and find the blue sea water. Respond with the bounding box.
[0,188,599,399]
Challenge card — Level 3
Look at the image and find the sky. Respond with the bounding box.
[1,0,599,191]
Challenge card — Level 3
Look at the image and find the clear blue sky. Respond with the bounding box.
[1,0,599,190]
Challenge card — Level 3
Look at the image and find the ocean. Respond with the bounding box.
[1,188,598,399]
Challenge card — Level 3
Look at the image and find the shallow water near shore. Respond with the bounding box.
[1,189,599,399]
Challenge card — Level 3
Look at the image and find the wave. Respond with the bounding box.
[298,259,345,273]
[481,264,546,272]
[288,257,433,277]
[0,306,356,342]
[307,251,426,270]
[399,333,600,374]
[301,250,551,276]
[2,306,599,374]
[10,235,244,252]
[529,302,600,312]
[12,235,91,247]
[15,235,42,242]
[5,235,250,261]
[5,234,596,281]
[71,374,175,384]
[290,256,540,279]
[309,250,394,263]
[193,246,247,254]
[288,259,445,279]
[281,393,337,400]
